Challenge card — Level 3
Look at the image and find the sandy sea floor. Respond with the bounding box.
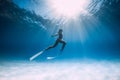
[0,60,120,80]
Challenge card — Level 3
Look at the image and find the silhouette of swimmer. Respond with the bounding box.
[45,29,66,52]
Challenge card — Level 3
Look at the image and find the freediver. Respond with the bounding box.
[45,29,66,52]
[29,29,66,61]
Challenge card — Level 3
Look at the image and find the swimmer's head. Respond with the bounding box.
[59,29,63,32]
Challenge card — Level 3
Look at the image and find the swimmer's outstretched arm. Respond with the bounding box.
[51,33,58,37]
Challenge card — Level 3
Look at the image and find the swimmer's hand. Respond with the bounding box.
[51,34,58,37]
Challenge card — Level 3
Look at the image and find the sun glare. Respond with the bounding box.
[48,0,91,19]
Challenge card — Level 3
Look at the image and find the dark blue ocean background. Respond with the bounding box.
[0,0,120,61]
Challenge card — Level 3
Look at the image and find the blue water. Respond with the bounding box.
[0,0,120,61]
